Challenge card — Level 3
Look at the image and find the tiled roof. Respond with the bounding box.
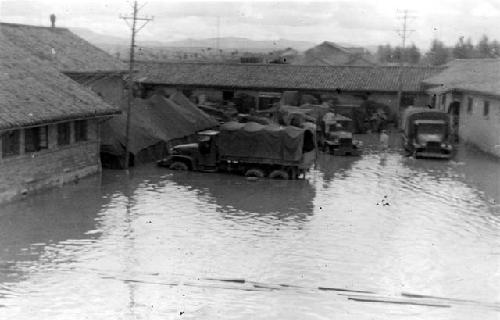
[0,34,120,130]
[0,22,127,73]
[423,59,500,97]
[137,61,442,92]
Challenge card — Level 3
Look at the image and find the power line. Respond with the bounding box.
[120,1,153,170]
[395,10,415,124]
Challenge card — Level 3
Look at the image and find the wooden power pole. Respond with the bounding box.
[396,10,414,126]
[120,1,152,169]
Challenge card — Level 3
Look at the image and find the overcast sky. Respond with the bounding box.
[1,0,500,50]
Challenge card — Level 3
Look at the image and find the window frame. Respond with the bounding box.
[467,97,473,114]
[24,126,48,153]
[57,122,71,146]
[2,130,20,158]
[74,120,88,142]
[483,100,490,117]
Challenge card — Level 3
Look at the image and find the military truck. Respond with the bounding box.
[401,107,454,159]
[158,121,317,179]
[320,113,362,156]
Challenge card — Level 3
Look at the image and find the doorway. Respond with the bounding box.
[448,101,460,143]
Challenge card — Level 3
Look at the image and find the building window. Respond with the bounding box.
[74,120,88,142]
[25,126,48,153]
[483,100,490,117]
[467,97,473,114]
[57,122,71,146]
[401,93,416,107]
[2,130,20,157]
[223,90,234,101]
[431,95,437,108]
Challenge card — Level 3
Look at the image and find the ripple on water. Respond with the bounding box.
[0,146,499,319]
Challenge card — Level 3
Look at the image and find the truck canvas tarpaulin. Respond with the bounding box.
[401,107,449,138]
[218,121,306,162]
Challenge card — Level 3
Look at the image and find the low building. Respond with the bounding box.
[423,59,500,157]
[136,61,441,119]
[0,34,120,202]
[294,41,375,66]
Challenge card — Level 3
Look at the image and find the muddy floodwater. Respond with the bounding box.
[1,135,499,319]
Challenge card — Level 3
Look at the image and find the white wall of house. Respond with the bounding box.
[459,93,500,157]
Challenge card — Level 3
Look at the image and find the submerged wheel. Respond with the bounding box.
[169,161,189,171]
[244,168,265,178]
[269,169,289,180]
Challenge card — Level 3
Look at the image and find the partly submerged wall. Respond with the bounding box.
[0,119,101,203]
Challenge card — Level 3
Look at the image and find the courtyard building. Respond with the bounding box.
[424,59,500,157]
[0,33,120,203]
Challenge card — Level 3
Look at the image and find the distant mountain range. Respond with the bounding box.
[71,28,316,52]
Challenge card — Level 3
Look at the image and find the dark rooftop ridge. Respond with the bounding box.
[0,22,66,30]
[136,59,443,70]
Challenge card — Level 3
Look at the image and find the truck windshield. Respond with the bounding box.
[416,123,445,143]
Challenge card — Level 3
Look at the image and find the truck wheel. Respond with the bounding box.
[169,161,189,171]
[244,168,265,178]
[269,170,289,180]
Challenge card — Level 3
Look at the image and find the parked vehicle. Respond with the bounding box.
[401,107,454,159]
[158,121,317,179]
[320,113,362,156]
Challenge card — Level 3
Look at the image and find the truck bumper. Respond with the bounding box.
[415,151,453,159]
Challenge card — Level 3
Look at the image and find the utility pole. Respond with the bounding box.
[216,16,221,60]
[120,1,153,169]
[395,10,415,126]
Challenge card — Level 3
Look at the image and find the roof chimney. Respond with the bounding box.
[50,14,56,28]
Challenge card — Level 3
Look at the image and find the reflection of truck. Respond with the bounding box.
[320,113,361,156]
[158,121,317,179]
[401,107,454,159]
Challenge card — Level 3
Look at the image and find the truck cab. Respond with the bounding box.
[402,108,454,159]
[321,113,361,156]
[159,130,219,171]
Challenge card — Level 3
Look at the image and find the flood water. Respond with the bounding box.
[1,134,499,319]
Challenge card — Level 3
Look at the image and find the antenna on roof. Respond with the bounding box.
[50,14,56,28]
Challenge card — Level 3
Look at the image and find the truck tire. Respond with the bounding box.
[244,168,265,178]
[169,161,189,171]
[269,169,289,180]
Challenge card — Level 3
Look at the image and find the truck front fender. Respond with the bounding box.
[159,155,195,170]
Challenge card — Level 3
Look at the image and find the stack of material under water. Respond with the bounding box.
[101,93,217,168]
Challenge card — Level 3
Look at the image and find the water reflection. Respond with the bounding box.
[168,172,316,224]
[0,137,499,319]
[0,175,106,283]
[315,153,360,188]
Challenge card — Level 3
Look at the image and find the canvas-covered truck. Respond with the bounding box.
[158,121,317,179]
[319,113,362,156]
[401,107,454,159]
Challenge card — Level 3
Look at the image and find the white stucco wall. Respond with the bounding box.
[459,93,500,157]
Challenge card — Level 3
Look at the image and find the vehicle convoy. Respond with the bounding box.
[319,113,362,156]
[157,121,317,179]
[401,107,454,159]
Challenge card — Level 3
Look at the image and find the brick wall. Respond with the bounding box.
[0,119,101,203]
